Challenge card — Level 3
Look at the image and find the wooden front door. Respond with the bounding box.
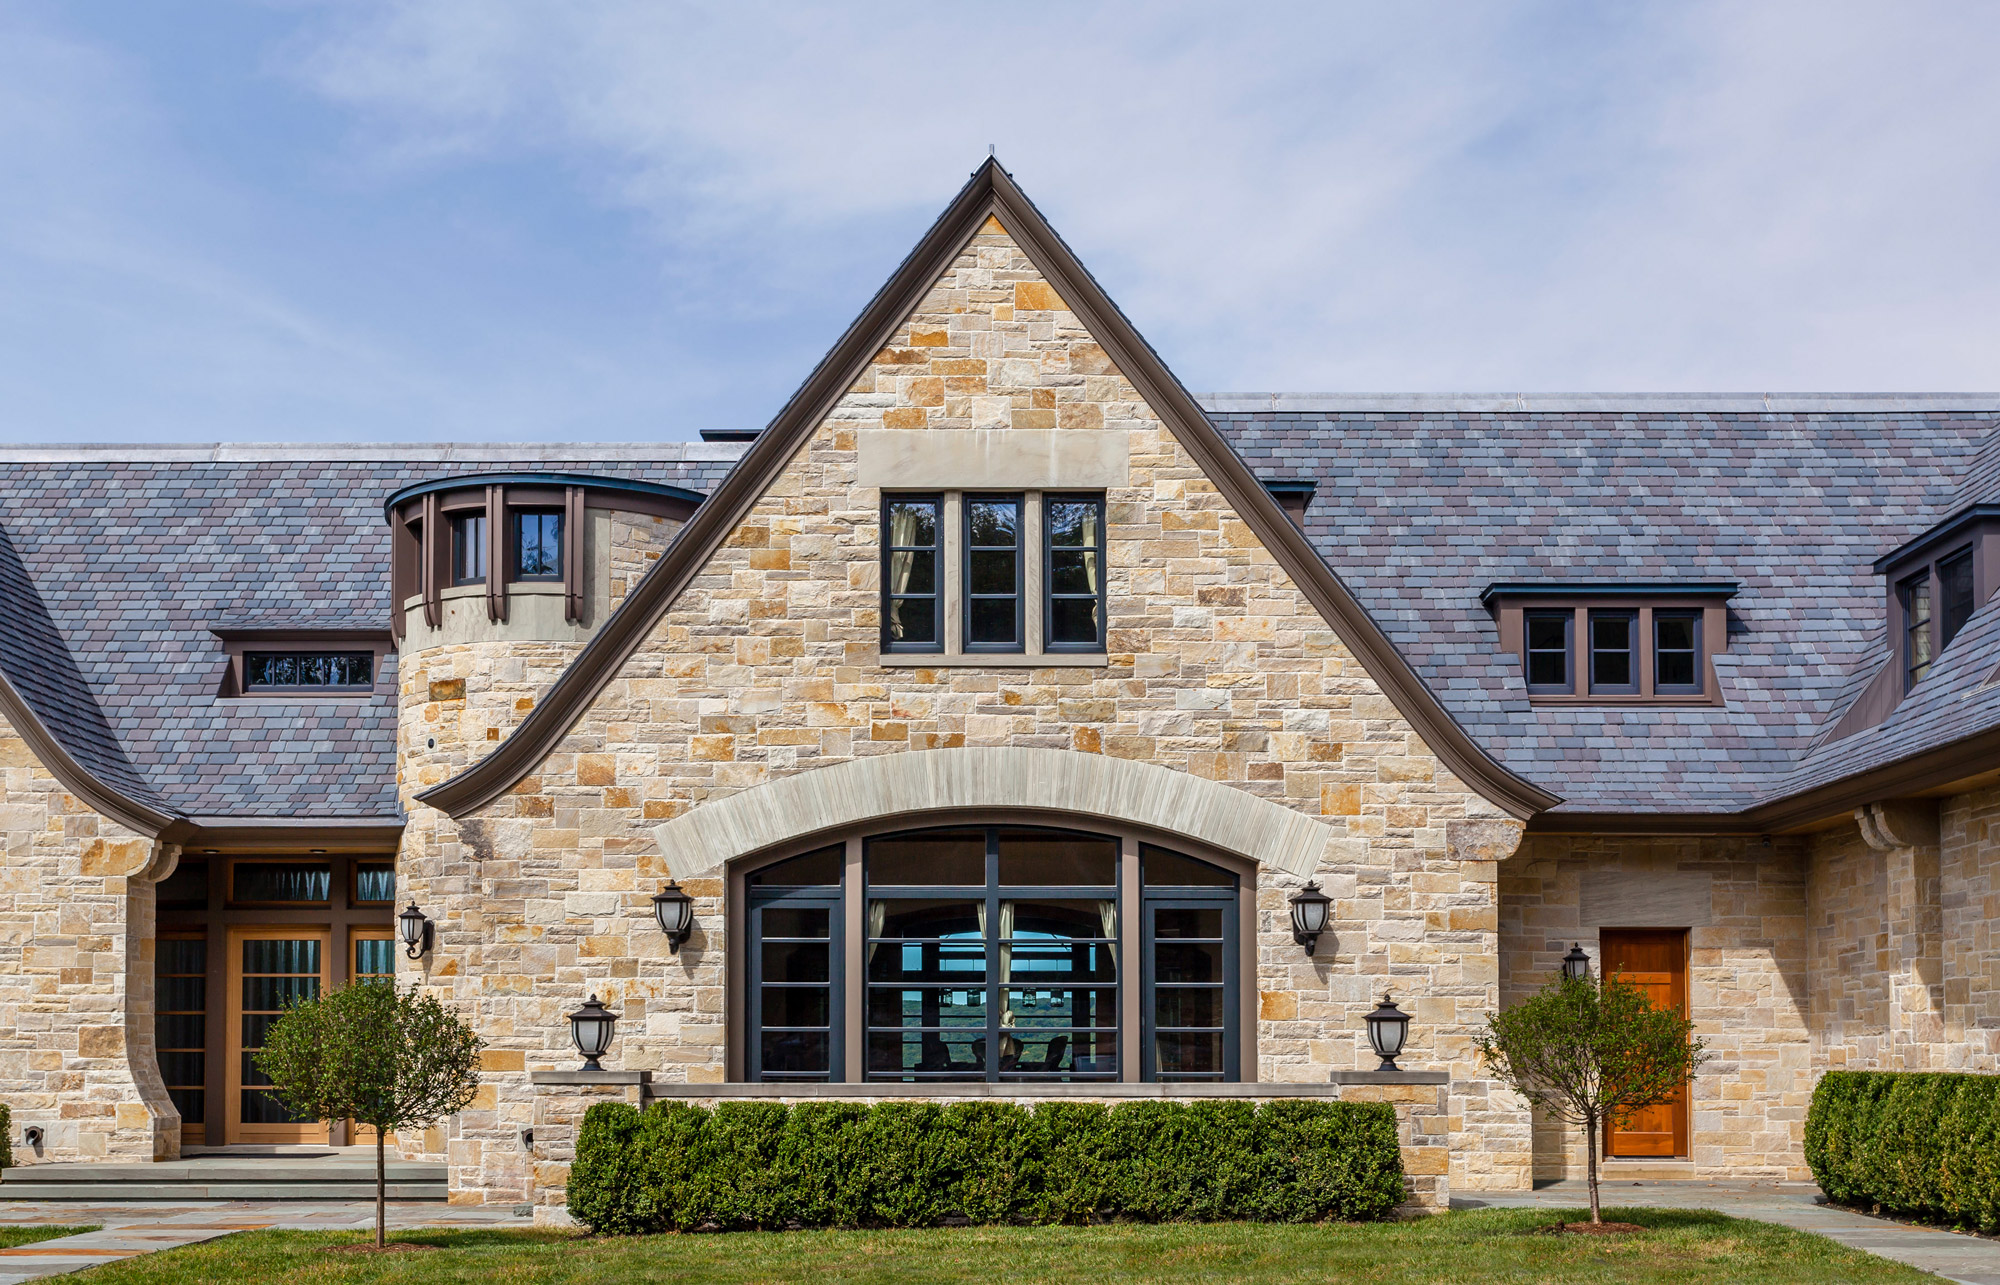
[225,927,331,1144]
[1602,928,1690,1158]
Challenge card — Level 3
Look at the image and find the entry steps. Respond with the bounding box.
[0,1148,449,1201]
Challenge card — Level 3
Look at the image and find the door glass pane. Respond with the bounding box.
[761,988,831,1027]
[760,1032,829,1075]
[867,987,987,1028]
[239,937,321,1124]
[867,1030,984,1076]
[354,938,395,982]
[1147,895,1233,1083]
[156,938,206,1128]
[1154,1030,1224,1076]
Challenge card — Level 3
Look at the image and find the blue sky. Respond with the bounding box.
[4,2,1999,443]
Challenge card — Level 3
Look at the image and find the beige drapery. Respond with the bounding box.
[887,504,922,641]
[866,900,886,966]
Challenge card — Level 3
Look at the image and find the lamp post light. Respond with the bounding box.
[1288,881,1332,954]
[1364,992,1412,1071]
[652,881,695,954]
[397,902,434,960]
[567,994,618,1071]
[1562,942,1591,981]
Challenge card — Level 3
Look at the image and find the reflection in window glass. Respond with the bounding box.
[1140,846,1237,888]
[1654,613,1700,691]
[451,513,487,584]
[966,496,1023,649]
[866,829,985,885]
[514,511,563,579]
[244,653,373,690]
[882,497,941,649]
[1046,496,1106,649]
[1903,572,1934,689]
[998,829,1117,885]
[1525,612,1570,690]
[156,938,206,1128]
[748,844,843,886]
[232,863,331,904]
[1589,612,1636,691]
[354,863,395,903]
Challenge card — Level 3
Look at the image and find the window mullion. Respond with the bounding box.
[1024,491,1044,655]
[1638,606,1654,696]
[944,492,963,656]
[986,831,1001,1084]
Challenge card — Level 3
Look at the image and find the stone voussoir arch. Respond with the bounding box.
[650,746,1333,879]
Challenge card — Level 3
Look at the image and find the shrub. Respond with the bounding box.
[0,1102,10,1171]
[1805,1070,2000,1232]
[566,1097,1403,1233]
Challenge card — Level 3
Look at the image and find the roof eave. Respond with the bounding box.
[0,667,178,838]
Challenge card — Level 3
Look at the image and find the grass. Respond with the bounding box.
[59,1208,1941,1284]
[0,1225,97,1248]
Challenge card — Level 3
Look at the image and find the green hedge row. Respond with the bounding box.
[1805,1070,2000,1232]
[568,1099,1405,1233]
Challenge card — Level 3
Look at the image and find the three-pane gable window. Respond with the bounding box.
[879,492,1108,660]
[1493,589,1728,704]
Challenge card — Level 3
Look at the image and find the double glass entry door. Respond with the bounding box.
[225,928,329,1143]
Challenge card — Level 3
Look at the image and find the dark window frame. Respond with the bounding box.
[1939,547,1976,652]
[747,888,845,1083]
[1901,569,1935,691]
[214,630,392,700]
[1044,493,1108,653]
[880,493,944,654]
[1587,609,1640,695]
[450,512,488,586]
[962,494,1026,654]
[1523,610,1573,694]
[1139,845,1241,1084]
[241,651,375,694]
[1652,611,1704,696]
[511,509,565,582]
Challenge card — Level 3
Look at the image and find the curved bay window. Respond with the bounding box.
[737,822,1245,1084]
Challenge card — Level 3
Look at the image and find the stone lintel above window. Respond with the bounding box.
[1481,582,1736,707]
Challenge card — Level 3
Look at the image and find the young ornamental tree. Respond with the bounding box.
[256,981,483,1247]
[1474,970,1706,1223]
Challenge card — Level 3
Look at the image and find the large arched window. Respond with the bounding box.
[737,822,1246,1084]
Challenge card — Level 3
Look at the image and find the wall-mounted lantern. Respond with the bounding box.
[568,994,618,1071]
[1562,942,1591,981]
[398,902,435,960]
[652,880,694,954]
[1288,881,1332,953]
[1364,992,1412,1071]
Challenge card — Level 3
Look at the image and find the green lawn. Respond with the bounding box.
[0,1225,96,1248]
[61,1208,1939,1284]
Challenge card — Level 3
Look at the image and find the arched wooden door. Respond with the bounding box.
[1601,928,1690,1158]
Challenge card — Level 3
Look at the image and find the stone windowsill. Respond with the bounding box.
[1329,1070,1451,1086]
[875,653,1111,669]
[530,1070,653,1087]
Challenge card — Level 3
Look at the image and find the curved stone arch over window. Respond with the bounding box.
[652,746,1334,882]
[727,816,1256,1085]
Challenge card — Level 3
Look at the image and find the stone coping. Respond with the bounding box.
[636,1082,1344,1099]
[530,1070,653,1086]
[1329,1070,1451,1086]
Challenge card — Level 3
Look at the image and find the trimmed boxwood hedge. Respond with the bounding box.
[567,1098,1405,1232]
[1805,1070,2000,1232]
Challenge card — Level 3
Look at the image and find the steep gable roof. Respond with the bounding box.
[416,160,1561,821]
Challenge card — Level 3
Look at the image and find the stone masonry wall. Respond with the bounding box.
[1502,834,1812,1181]
[1940,782,2000,1071]
[0,713,179,1163]
[399,217,1527,1203]
[1806,822,1894,1072]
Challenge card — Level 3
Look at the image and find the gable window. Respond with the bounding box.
[513,511,563,581]
[1524,612,1572,693]
[738,824,1244,1084]
[1484,583,1734,706]
[243,652,373,692]
[878,492,1108,664]
[883,496,943,652]
[1901,570,1934,689]
[964,496,1022,651]
[1046,496,1107,651]
[1588,611,1639,694]
[451,513,487,586]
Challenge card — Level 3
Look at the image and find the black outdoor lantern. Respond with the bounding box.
[568,994,618,1071]
[652,880,695,954]
[1364,992,1412,1071]
[1562,942,1591,981]
[1288,880,1332,953]
[397,902,434,959]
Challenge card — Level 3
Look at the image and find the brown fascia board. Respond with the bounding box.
[180,816,405,852]
[416,158,1562,823]
[0,666,178,838]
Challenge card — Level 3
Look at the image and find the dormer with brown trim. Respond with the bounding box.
[384,473,702,649]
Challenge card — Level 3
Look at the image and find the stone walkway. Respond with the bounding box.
[1458,1180,2000,1285]
[0,1199,532,1283]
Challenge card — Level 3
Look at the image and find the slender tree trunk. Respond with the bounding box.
[1585,1115,1601,1224]
[376,1130,387,1248]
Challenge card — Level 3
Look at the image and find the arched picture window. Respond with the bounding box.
[739,824,1244,1085]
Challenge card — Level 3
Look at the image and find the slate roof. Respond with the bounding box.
[5,400,2000,825]
[1207,397,2000,813]
[0,450,735,821]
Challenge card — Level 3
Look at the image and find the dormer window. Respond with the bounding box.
[1901,570,1935,688]
[1486,583,1734,706]
[245,652,373,691]
[212,628,391,699]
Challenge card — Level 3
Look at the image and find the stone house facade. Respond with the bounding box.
[3,161,2000,1209]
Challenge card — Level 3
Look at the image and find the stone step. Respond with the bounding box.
[0,1158,450,1201]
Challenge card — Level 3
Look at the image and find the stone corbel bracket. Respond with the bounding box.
[1855,799,1941,851]
[650,747,1337,880]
